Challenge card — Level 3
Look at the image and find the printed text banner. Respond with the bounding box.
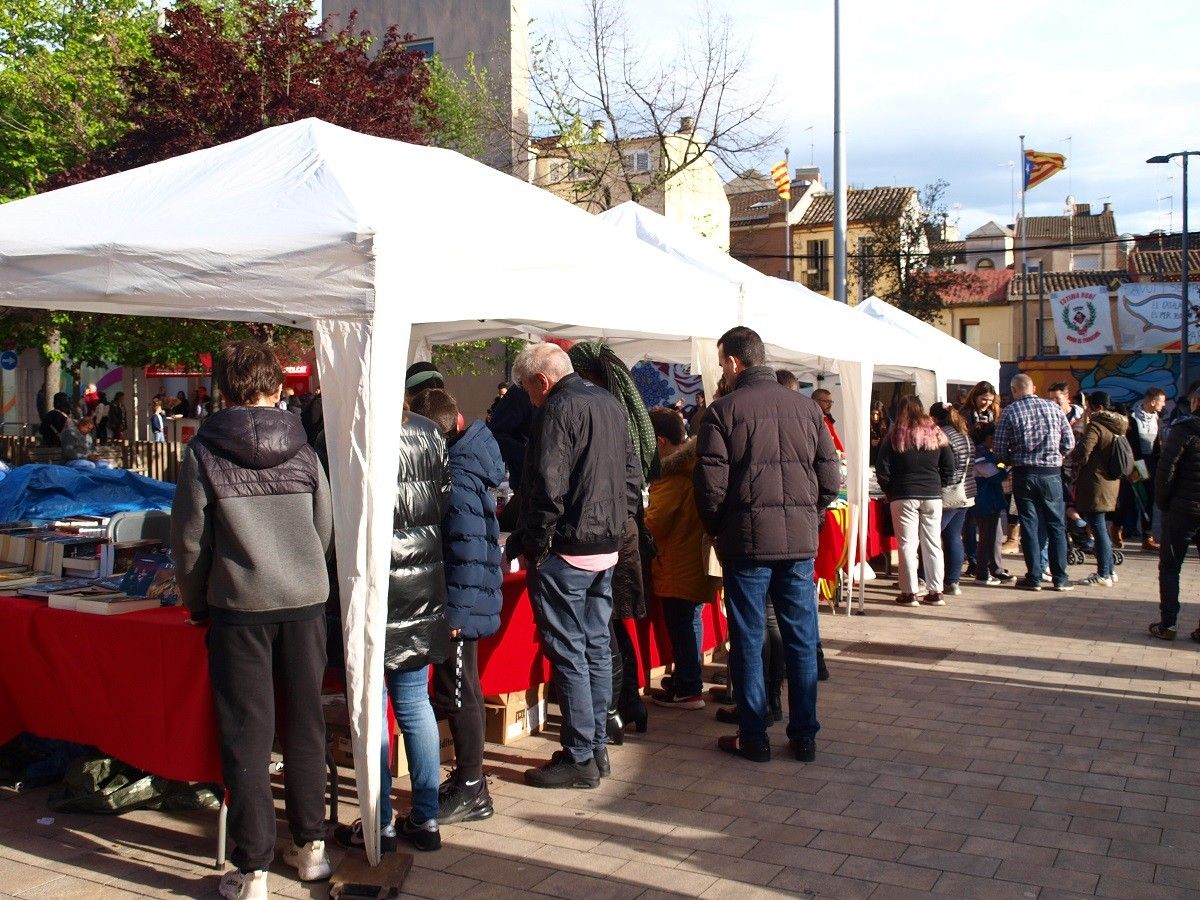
[1118,283,1200,351]
[1049,285,1117,356]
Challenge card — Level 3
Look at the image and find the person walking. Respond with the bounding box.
[875,396,955,606]
[1150,385,1200,641]
[1067,391,1127,588]
[993,374,1076,592]
[508,343,639,788]
[171,341,333,900]
[931,402,976,596]
[694,327,840,764]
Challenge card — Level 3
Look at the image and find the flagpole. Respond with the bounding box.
[1020,135,1028,363]
[784,147,792,280]
[833,0,847,304]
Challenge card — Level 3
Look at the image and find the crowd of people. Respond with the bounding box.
[53,330,1177,900]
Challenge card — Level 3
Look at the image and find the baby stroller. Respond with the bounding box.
[1067,518,1124,567]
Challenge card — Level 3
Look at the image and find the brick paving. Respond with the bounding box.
[3,546,1200,898]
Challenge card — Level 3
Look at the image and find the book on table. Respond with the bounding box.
[17,577,98,599]
[47,584,132,611]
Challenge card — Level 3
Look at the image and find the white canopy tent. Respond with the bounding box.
[0,119,752,862]
[856,295,1001,401]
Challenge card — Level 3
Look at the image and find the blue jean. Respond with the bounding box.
[961,506,977,566]
[1013,468,1068,585]
[380,665,440,826]
[661,599,704,697]
[1081,510,1113,578]
[528,555,613,763]
[940,507,968,588]
[723,559,820,744]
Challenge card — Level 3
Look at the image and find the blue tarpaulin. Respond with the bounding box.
[0,465,174,523]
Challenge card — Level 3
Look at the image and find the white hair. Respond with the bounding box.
[1010,373,1034,397]
[513,342,574,384]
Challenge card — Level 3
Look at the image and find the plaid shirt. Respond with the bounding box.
[994,396,1075,468]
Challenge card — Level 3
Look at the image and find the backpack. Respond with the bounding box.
[1105,433,1134,480]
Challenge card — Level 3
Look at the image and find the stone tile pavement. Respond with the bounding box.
[3,546,1200,898]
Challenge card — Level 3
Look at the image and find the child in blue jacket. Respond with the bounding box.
[410,388,505,825]
[973,424,1014,584]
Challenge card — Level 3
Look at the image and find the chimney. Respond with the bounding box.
[677,116,695,134]
[1102,202,1113,214]
[1074,202,1091,216]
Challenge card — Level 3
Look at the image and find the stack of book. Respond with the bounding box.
[42,550,177,616]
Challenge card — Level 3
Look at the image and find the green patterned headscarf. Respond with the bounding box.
[568,340,658,483]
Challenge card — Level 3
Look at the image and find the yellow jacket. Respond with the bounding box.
[646,439,720,604]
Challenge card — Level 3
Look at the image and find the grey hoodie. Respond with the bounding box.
[171,406,332,620]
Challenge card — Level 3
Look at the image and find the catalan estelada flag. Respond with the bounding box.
[1024,150,1066,191]
[771,161,791,201]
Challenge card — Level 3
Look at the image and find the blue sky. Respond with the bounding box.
[529,0,1200,238]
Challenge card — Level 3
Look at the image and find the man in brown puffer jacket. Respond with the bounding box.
[694,327,840,764]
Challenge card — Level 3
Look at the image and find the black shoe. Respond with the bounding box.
[660,675,673,693]
[994,570,1015,584]
[437,775,493,825]
[620,702,648,734]
[595,746,610,778]
[605,711,624,746]
[399,813,441,852]
[524,750,600,789]
[716,704,779,725]
[1017,577,1042,592]
[717,734,770,763]
[767,682,783,722]
[790,738,816,762]
[333,818,397,853]
[708,686,735,705]
[817,660,830,682]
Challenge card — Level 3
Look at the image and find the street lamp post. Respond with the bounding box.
[1148,151,1196,399]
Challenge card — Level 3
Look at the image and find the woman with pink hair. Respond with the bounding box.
[875,396,956,606]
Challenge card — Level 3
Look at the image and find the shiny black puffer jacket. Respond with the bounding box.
[384,413,452,671]
[1156,416,1200,516]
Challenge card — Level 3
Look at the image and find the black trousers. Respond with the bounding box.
[208,615,328,873]
[433,638,486,782]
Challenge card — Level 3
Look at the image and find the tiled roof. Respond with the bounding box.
[725,171,775,195]
[1019,211,1117,241]
[931,240,966,256]
[967,221,1013,239]
[1131,232,1200,253]
[728,188,790,225]
[798,187,913,227]
[1129,248,1200,277]
[1008,270,1130,299]
[937,269,1013,305]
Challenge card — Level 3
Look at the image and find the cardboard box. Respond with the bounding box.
[328,705,453,778]
[484,687,547,745]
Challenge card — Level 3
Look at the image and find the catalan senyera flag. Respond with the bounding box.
[1024,149,1067,191]
[770,161,791,201]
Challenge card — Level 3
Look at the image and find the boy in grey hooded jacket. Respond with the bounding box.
[171,341,332,900]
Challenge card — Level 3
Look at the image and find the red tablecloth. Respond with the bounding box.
[814,498,896,583]
[0,596,222,784]
[477,573,727,695]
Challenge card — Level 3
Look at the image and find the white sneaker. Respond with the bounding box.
[1041,571,1052,583]
[945,583,963,596]
[219,869,269,900]
[1112,572,1119,584]
[283,839,331,882]
[1079,573,1113,587]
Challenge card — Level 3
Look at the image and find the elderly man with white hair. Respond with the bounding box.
[993,373,1076,592]
[506,342,640,789]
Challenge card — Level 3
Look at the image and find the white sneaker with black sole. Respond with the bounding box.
[283,839,330,882]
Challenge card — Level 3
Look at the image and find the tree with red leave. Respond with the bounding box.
[51,0,438,187]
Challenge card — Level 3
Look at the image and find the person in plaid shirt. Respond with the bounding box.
[993,374,1076,591]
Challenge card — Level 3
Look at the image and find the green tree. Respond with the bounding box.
[421,52,493,162]
[0,0,156,201]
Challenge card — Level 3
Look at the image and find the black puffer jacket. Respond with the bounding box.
[514,373,640,561]
[385,413,452,671]
[1156,415,1200,515]
[693,366,841,562]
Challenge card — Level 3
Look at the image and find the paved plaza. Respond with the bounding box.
[3,546,1200,898]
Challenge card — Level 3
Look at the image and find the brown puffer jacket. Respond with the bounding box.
[1069,410,1128,514]
[693,366,841,562]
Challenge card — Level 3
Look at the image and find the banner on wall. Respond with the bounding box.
[1118,283,1200,351]
[1049,285,1117,355]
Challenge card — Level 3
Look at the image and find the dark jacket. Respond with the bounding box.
[875,429,956,502]
[39,410,68,447]
[487,384,534,491]
[443,420,505,639]
[942,426,978,502]
[1068,410,1128,514]
[171,406,332,621]
[973,446,1008,516]
[386,413,452,670]
[693,366,840,562]
[1156,415,1200,515]
[514,373,640,561]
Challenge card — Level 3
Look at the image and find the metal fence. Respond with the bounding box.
[0,436,186,483]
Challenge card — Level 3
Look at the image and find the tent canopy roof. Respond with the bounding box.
[856,295,1000,387]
